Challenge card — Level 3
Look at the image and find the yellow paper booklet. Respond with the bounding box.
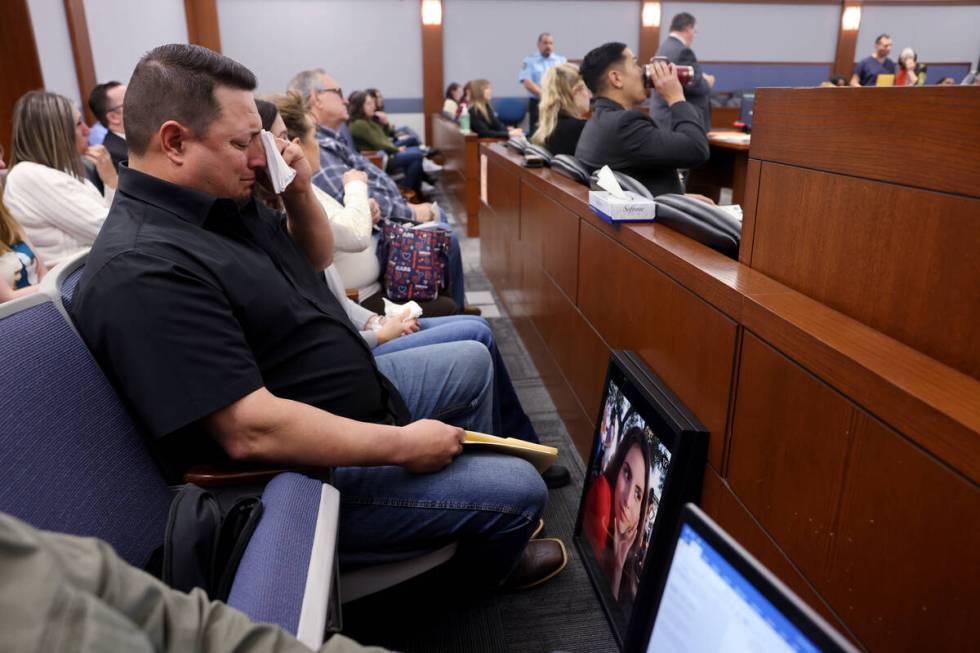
[464,431,558,473]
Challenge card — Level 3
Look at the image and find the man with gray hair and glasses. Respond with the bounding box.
[288,68,478,313]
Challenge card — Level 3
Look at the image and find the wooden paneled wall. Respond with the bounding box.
[0,0,44,161]
[430,114,500,237]
[476,87,979,651]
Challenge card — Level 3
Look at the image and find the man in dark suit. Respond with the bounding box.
[575,42,709,197]
[649,12,714,131]
[88,81,128,171]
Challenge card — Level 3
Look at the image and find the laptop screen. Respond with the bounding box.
[643,507,857,653]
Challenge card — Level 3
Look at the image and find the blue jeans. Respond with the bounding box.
[335,341,546,583]
[388,148,425,193]
[374,316,539,443]
[395,133,421,148]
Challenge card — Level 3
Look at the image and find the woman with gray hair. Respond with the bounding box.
[2,91,116,267]
[896,48,923,86]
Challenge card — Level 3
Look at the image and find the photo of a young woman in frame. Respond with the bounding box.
[581,380,672,616]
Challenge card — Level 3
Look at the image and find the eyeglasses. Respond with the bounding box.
[316,87,344,99]
[106,104,124,114]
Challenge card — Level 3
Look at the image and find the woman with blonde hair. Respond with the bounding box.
[531,63,591,155]
[468,79,524,139]
[0,197,47,303]
[3,91,115,267]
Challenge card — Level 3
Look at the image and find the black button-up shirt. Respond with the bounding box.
[72,167,408,477]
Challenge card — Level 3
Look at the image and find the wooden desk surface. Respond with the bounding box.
[707,130,751,151]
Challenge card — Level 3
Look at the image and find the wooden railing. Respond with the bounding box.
[479,86,980,652]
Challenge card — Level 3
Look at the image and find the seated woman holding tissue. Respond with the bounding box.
[257,97,565,485]
[261,95,459,317]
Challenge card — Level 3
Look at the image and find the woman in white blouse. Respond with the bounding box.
[3,91,116,267]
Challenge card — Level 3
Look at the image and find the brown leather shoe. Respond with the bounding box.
[500,538,567,591]
[461,305,483,316]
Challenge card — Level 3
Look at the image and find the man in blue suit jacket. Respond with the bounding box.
[649,12,714,131]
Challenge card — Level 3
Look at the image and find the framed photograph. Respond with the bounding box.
[573,351,709,649]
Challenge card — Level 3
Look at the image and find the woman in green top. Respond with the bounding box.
[348,91,425,196]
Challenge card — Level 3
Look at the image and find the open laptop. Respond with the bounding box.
[633,504,859,653]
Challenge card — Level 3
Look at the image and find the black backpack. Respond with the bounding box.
[161,484,264,601]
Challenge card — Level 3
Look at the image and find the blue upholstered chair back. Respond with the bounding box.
[0,294,173,568]
[494,97,528,126]
[60,265,84,311]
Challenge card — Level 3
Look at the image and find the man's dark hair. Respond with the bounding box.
[670,12,696,33]
[88,81,123,126]
[875,33,891,44]
[538,32,552,43]
[829,74,848,87]
[579,42,627,95]
[125,43,256,157]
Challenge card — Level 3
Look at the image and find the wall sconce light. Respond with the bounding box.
[421,0,442,26]
[841,5,862,31]
[642,2,661,28]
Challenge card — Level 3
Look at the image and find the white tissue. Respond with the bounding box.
[260,130,297,194]
[382,298,424,320]
[595,165,627,199]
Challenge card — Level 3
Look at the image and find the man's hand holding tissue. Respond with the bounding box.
[269,133,335,271]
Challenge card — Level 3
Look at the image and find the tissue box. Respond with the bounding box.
[588,191,657,224]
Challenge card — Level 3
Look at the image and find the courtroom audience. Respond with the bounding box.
[289,68,479,315]
[851,34,896,86]
[88,81,128,170]
[72,45,563,592]
[267,94,563,478]
[443,82,462,119]
[348,90,426,197]
[365,88,423,149]
[575,42,709,197]
[0,197,46,303]
[287,67,473,313]
[650,12,714,131]
[895,48,923,86]
[267,93,462,316]
[530,63,591,156]
[468,79,524,139]
[3,90,115,267]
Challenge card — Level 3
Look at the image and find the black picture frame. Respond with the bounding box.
[573,351,709,650]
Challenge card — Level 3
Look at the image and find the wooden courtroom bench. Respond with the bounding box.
[430,113,498,237]
[479,86,979,652]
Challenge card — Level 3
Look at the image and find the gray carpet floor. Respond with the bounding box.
[340,190,618,652]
